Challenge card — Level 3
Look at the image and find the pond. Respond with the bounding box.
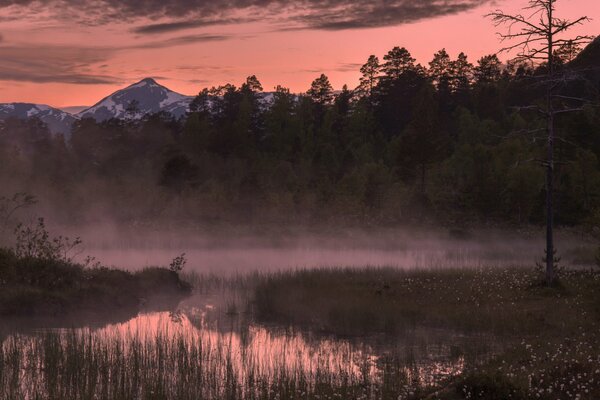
[0,291,501,400]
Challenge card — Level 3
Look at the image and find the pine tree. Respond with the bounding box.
[357,55,381,99]
[307,74,334,105]
[474,54,502,84]
[382,47,417,80]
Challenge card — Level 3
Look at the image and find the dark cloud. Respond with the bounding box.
[0,0,494,30]
[0,45,122,84]
[131,33,231,48]
[335,62,362,72]
[133,20,213,34]
[0,33,3,42]
[291,1,491,31]
[132,18,247,35]
[0,33,232,84]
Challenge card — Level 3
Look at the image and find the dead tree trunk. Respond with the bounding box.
[545,5,555,285]
[488,0,591,286]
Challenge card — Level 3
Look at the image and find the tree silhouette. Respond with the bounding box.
[489,0,592,286]
[429,49,453,91]
[242,75,263,93]
[452,52,474,92]
[358,55,381,100]
[474,54,502,84]
[307,74,334,105]
[382,47,417,80]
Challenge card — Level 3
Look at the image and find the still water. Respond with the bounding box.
[0,291,498,399]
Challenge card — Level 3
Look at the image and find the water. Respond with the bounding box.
[0,291,499,399]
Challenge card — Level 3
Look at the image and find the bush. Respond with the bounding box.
[0,216,192,317]
[14,218,81,263]
[136,267,192,296]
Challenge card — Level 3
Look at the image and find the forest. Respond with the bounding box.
[1,41,600,230]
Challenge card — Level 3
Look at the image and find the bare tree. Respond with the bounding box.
[488,0,592,286]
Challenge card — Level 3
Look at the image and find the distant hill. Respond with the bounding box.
[569,36,600,70]
[0,103,77,136]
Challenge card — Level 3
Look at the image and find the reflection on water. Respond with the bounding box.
[0,293,497,399]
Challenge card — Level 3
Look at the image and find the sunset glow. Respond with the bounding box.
[0,0,598,108]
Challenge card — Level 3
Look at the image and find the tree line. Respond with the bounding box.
[1,43,600,228]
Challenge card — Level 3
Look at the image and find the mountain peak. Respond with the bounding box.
[128,77,161,89]
[140,77,158,85]
[78,77,193,121]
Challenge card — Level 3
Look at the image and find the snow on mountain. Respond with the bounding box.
[0,103,77,136]
[78,78,193,121]
[0,78,282,137]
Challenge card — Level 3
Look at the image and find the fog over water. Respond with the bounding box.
[70,225,593,274]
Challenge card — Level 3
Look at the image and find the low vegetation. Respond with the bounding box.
[0,266,598,399]
[0,250,191,317]
[0,218,191,317]
[253,267,600,399]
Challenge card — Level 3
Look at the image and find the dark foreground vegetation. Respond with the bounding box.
[0,218,191,317]
[0,249,190,317]
[253,267,600,399]
[2,39,600,229]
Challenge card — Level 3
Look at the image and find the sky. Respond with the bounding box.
[0,0,598,108]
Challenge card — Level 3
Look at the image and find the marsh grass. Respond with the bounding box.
[252,267,599,335]
[0,319,449,400]
[252,267,600,399]
[1,267,599,399]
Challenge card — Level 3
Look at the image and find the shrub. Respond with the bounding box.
[14,218,81,263]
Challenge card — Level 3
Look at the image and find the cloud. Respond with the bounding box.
[132,18,248,35]
[0,0,494,31]
[0,33,3,42]
[0,32,232,84]
[130,33,231,49]
[335,62,362,72]
[290,1,491,31]
[0,45,122,84]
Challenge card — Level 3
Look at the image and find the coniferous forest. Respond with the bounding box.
[2,42,600,229]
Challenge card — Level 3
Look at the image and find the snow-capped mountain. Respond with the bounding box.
[78,78,193,121]
[0,103,77,136]
[0,78,281,137]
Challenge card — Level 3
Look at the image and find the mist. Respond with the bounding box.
[60,222,592,274]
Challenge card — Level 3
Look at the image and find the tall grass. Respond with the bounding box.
[0,314,471,400]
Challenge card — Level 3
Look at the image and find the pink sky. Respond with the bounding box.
[0,0,598,108]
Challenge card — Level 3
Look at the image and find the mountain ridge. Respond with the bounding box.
[78,78,193,121]
[0,102,77,136]
[0,78,196,136]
